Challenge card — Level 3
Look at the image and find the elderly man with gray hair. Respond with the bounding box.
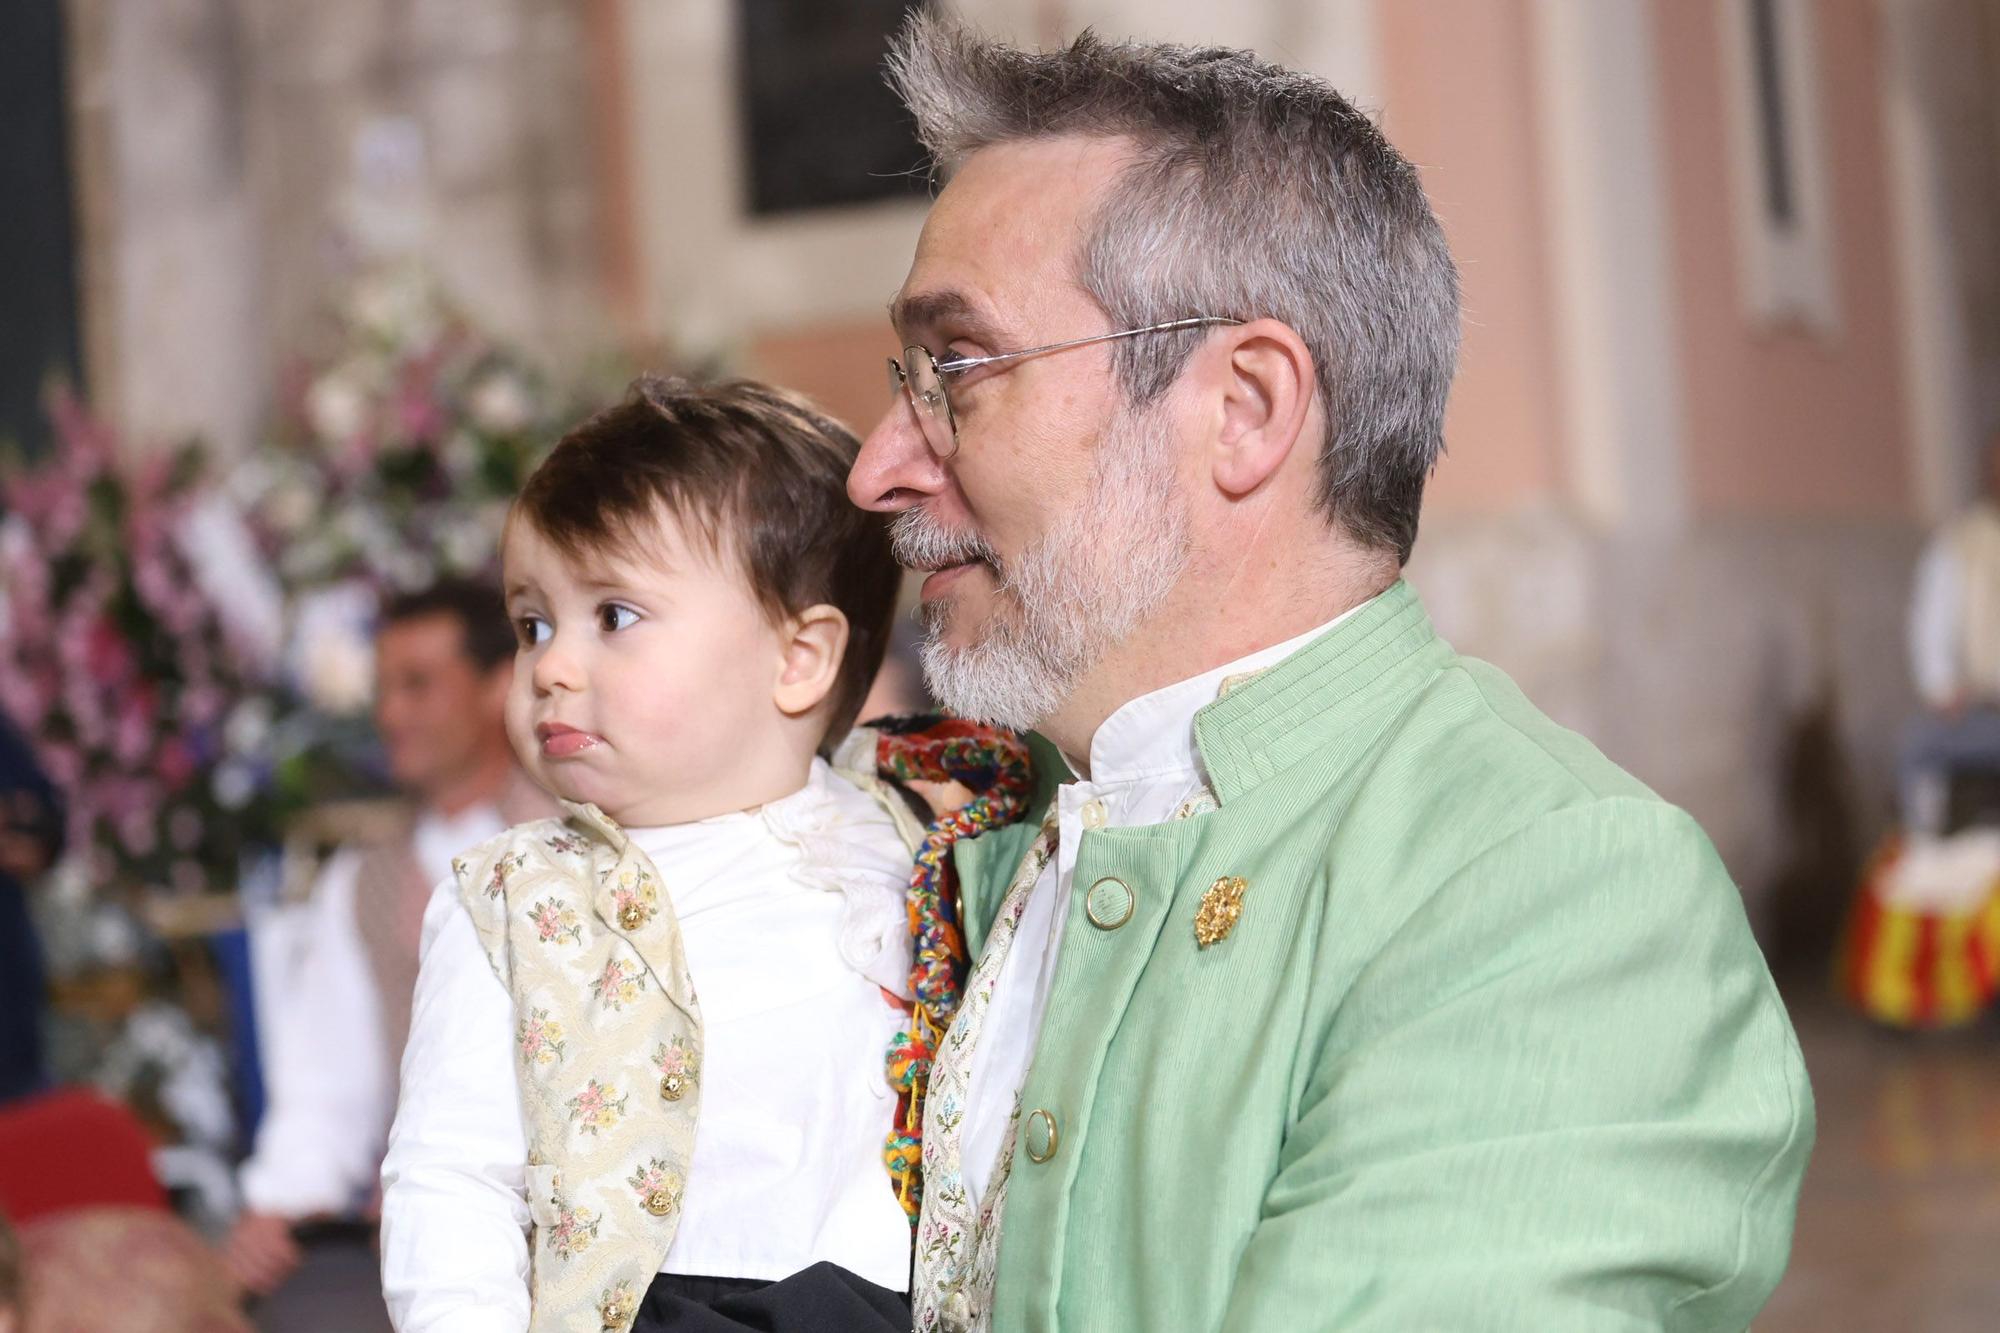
[841,14,1812,1333]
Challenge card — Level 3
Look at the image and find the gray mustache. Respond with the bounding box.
[888,508,1000,573]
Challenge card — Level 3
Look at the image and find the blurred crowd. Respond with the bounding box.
[0,551,929,1329]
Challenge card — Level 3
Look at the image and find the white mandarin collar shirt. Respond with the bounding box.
[959,600,1374,1207]
[381,760,915,1333]
[240,801,505,1219]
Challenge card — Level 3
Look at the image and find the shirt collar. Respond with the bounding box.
[1075,596,1378,786]
[617,758,831,857]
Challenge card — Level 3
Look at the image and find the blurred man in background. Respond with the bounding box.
[0,716,62,1106]
[223,580,551,1329]
[1905,426,2000,834]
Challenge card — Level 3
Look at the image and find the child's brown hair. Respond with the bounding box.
[513,376,900,746]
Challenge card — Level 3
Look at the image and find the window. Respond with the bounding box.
[736,0,931,216]
[1718,0,1839,335]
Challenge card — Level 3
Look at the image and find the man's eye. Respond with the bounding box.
[516,616,550,648]
[598,604,640,632]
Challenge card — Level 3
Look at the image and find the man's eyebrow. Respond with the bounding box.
[889,289,1005,347]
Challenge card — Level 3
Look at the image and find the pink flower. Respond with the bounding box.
[85,618,135,687]
[155,739,196,789]
[116,808,157,858]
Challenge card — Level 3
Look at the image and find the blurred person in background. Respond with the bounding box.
[0,716,62,1106]
[224,580,551,1329]
[1904,425,2000,835]
[0,1210,19,1333]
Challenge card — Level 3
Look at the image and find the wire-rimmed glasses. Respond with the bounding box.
[885,315,1243,460]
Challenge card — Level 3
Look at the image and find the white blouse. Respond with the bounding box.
[380,760,915,1333]
[241,802,506,1219]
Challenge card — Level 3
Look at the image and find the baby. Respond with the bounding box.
[381,377,931,1332]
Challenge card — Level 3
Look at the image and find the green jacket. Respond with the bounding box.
[952,581,1812,1332]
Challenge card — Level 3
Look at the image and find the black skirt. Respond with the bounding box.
[632,1262,911,1332]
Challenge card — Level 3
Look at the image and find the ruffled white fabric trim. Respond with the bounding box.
[761,758,914,997]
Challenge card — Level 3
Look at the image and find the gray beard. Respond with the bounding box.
[896,412,1188,731]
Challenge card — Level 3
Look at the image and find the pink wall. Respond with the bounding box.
[747,319,904,438]
[1653,0,1912,518]
[1378,0,1566,517]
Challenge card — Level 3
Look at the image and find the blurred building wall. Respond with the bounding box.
[64,0,618,457]
[58,0,2000,933]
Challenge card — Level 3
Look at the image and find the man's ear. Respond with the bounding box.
[773,604,851,718]
[1208,319,1318,499]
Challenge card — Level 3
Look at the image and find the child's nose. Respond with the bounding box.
[530,633,583,695]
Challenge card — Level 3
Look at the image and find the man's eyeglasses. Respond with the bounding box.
[886,316,1243,460]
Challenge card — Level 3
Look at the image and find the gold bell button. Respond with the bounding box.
[659,1072,688,1101]
[1024,1108,1059,1163]
[645,1187,678,1217]
[940,1290,975,1331]
[618,902,646,931]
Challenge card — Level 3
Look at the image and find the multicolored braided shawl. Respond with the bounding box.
[872,715,1034,1224]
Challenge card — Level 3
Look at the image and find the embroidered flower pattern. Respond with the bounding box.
[517,1008,567,1067]
[914,815,1056,1330]
[597,1281,638,1330]
[485,850,529,898]
[528,897,583,945]
[545,1195,599,1261]
[545,830,588,857]
[591,958,647,1009]
[653,1037,693,1080]
[566,1078,627,1135]
[628,1157,682,1209]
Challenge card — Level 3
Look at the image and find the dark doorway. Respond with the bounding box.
[737,0,931,216]
[0,0,84,459]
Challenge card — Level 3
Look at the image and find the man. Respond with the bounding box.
[1904,426,2000,833]
[848,17,1813,1331]
[0,716,62,1105]
[224,581,551,1327]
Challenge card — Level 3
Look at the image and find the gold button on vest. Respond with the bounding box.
[1025,1107,1059,1163]
[618,902,646,931]
[660,1072,689,1101]
[1085,875,1135,930]
[646,1187,678,1217]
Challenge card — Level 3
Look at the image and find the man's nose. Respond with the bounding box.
[848,393,950,514]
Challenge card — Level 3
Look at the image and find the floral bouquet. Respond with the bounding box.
[0,392,280,899]
[242,262,571,629]
[220,263,594,809]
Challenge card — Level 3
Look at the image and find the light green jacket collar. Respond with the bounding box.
[961,578,1446,948]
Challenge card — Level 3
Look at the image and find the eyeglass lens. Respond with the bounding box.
[890,347,957,458]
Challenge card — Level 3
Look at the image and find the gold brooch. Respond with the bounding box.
[1194,876,1247,948]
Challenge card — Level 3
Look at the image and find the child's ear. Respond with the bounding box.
[773,604,850,718]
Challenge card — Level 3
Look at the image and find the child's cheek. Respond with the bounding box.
[503,686,539,770]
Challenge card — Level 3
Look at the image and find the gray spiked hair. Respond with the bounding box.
[887,11,1460,563]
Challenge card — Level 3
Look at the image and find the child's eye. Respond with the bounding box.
[515,615,550,648]
[598,603,640,633]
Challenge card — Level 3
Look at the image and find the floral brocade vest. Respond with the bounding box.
[451,750,929,1333]
[452,802,702,1332]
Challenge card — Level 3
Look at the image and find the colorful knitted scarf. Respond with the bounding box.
[872,715,1034,1224]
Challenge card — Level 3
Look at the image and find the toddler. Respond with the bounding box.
[381,377,939,1332]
